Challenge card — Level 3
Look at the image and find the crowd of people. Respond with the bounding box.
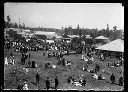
[4,34,124,90]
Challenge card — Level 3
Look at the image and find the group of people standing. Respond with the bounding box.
[35,73,59,90]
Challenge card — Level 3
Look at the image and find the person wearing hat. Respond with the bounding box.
[110,73,115,84]
[45,77,50,90]
[32,59,36,68]
[35,72,40,85]
[55,76,59,90]
[119,75,124,86]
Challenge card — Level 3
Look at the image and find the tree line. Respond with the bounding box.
[5,15,123,41]
[63,24,123,41]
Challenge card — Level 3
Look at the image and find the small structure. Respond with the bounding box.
[17,32,29,38]
[94,36,110,48]
[61,34,71,42]
[28,33,35,38]
[22,29,31,34]
[34,31,59,40]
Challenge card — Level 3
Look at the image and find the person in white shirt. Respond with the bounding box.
[23,82,29,90]
[5,57,8,65]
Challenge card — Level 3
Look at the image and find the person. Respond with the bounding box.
[36,72,40,85]
[5,57,8,65]
[55,76,59,90]
[28,53,31,58]
[67,76,72,83]
[119,75,124,86]
[92,73,98,79]
[10,51,13,57]
[98,74,103,80]
[23,82,29,90]
[110,73,115,84]
[95,64,100,73]
[32,60,36,68]
[17,82,23,90]
[81,77,86,86]
[27,59,31,67]
[45,77,50,90]
[43,53,45,57]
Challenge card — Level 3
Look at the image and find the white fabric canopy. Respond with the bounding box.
[95,36,108,40]
[95,39,124,52]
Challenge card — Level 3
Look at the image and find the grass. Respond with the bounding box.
[4,48,124,90]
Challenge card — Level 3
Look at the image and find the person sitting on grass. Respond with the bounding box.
[67,76,72,83]
[92,73,98,79]
[23,81,29,90]
[98,74,105,80]
[27,59,31,68]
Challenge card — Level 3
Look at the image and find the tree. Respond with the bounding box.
[64,28,68,35]
[7,15,11,28]
[14,22,18,28]
[77,24,82,37]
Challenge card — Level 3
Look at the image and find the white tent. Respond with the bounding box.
[34,31,58,39]
[22,29,31,33]
[95,36,109,40]
[46,40,54,43]
[95,39,124,52]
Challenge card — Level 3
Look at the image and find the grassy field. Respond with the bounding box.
[4,48,124,90]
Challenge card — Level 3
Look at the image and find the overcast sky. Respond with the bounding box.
[4,3,124,30]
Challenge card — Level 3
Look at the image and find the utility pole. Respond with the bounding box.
[19,18,20,28]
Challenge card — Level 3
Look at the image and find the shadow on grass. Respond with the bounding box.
[106,81,123,86]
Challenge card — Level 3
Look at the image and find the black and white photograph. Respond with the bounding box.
[4,3,124,91]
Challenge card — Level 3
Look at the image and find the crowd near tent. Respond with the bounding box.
[95,39,124,52]
[34,31,59,39]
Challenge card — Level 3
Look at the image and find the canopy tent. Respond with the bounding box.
[95,36,109,40]
[95,39,124,52]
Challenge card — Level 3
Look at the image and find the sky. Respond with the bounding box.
[4,3,124,30]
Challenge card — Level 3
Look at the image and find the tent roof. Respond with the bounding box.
[95,36,108,40]
[68,35,79,38]
[95,39,124,52]
[22,29,31,32]
[34,31,57,36]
